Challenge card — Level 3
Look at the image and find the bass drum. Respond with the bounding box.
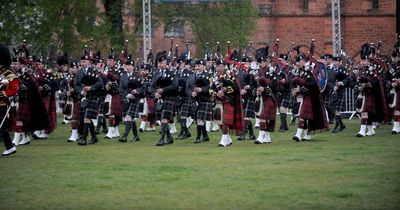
[318,62,328,93]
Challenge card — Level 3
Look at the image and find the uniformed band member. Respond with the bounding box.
[119,58,144,142]
[176,57,193,140]
[389,43,400,134]
[186,59,212,144]
[0,44,19,156]
[74,55,103,145]
[154,52,178,146]
[291,54,328,141]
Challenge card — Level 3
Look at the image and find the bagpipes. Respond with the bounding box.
[119,40,129,63]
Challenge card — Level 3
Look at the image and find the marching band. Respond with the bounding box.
[1,36,400,156]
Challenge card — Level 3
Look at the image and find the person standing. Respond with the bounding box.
[0,44,19,156]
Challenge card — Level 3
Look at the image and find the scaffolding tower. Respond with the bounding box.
[331,0,342,56]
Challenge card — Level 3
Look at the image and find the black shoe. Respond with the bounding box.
[202,136,210,142]
[119,136,127,142]
[95,129,100,135]
[185,131,191,138]
[356,133,365,137]
[133,136,140,142]
[237,135,246,141]
[176,132,184,140]
[139,128,144,133]
[156,139,165,146]
[339,125,346,131]
[77,139,87,146]
[194,138,202,144]
[249,135,256,140]
[90,137,99,144]
[166,138,174,145]
[332,126,339,133]
[292,136,300,142]
[391,130,398,134]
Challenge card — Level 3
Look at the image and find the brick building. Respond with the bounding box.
[120,0,397,59]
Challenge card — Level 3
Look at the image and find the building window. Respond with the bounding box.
[165,19,184,38]
[259,4,272,16]
[302,0,309,12]
[372,0,379,9]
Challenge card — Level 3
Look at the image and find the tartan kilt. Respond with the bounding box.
[82,98,99,119]
[160,99,175,121]
[278,92,292,108]
[179,96,192,118]
[72,100,80,120]
[222,103,234,125]
[300,95,313,120]
[259,96,277,120]
[97,96,106,114]
[330,89,346,112]
[16,99,31,124]
[111,94,122,116]
[197,101,212,121]
[243,98,255,119]
[126,100,141,118]
[147,98,155,114]
[362,94,376,113]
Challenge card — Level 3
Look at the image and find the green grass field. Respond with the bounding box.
[0,117,399,210]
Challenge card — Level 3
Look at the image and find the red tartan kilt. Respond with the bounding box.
[16,99,31,123]
[111,94,122,116]
[260,97,276,120]
[72,100,80,120]
[222,104,234,125]
[146,98,155,114]
[363,95,376,113]
[396,90,400,110]
[43,96,50,111]
[300,95,313,120]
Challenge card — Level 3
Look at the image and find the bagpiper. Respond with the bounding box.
[187,59,212,144]
[153,51,178,146]
[119,58,144,142]
[75,55,103,145]
[291,54,329,141]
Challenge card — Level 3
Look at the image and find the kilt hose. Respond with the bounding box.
[197,101,212,121]
[277,92,292,108]
[259,96,277,120]
[243,98,255,119]
[180,96,193,118]
[111,94,122,116]
[300,95,314,120]
[81,97,99,119]
[126,99,141,119]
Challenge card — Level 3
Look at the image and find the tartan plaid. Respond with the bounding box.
[259,96,277,120]
[111,94,122,116]
[16,99,31,124]
[146,98,155,114]
[98,96,105,114]
[72,100,80,120]
[362,94,376,113]
[161,99,175,121]
[83,97,99,119]
[45,96,57,132]
[197,101,212,121]
[179,96,193,118]
[330,88,346,112]
[277,92,292,108]
[243,98,255,119]
[126,99,141,118]
[395,89,400,110]
[222,103,234,125]
[300,95,314,120]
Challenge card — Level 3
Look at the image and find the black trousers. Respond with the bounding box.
[0,106,12,150]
